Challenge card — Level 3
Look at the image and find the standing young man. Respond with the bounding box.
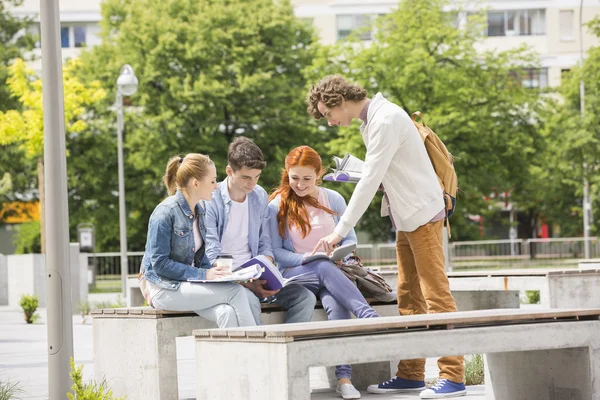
[205,137,316,325]
[306,75,466,399]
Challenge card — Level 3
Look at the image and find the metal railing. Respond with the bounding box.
[87,237,599,291]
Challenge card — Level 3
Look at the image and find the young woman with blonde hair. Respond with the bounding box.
[139,153,256,328]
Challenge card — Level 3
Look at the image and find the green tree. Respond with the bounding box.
[0,0,37,207]
[305,0,545,241]
[75,0,328,251]
[0,59,106,251]
[534,17,600,236]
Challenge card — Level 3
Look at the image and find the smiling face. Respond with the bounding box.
[288,165,319,198]
[227,166,262,195]
[317,99,353,127]
[189,163,218,202]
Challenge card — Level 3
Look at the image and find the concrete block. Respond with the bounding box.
[78,253,89,305]
[548,271,600,308]
[94,316,217,400]
[7,254,46,308]
[0,254,7,305]
[485,348,593,400]
[69,243,84,309]
[453,290,519,311]
[126,278,144,307]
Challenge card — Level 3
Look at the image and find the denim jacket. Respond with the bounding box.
[268,187,358,269]
[140,190,212,290]
[205,179,274,264]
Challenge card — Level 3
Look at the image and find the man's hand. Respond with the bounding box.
[264,255,274,264]
[206,265,231,280]
[241,280,280,298]
[312,232,343,255]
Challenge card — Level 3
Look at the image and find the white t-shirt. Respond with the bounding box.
[221,195,252,269]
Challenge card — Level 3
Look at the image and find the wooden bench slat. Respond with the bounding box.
[194,308,600,341]
[91,298,397,319]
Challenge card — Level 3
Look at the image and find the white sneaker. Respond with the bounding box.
[336,383,361,399]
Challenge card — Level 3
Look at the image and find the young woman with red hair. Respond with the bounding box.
[269,145,378,400]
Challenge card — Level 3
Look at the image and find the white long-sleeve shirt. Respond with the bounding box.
[334,93,445,236]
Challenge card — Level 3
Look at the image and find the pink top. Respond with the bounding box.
[193,214,203,253]
[288,187,336,254]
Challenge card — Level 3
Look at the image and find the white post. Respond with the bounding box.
[580,0,592,259]
[116,90,128,297]
[40,0,74,395]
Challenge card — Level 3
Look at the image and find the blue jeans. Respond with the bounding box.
[283,259,379,379]
[245,284,317,324]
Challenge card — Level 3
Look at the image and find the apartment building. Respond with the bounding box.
[293,0,600,87]
[7,0,600,85]
[8,0,103,71]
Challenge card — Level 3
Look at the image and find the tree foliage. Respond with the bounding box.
[305,0,545,240]
[75,0,329,251]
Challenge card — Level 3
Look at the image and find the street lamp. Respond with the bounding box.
[579,0,593,259]
[116,64,138,297]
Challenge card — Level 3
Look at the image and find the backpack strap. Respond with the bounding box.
[412,111,426,126]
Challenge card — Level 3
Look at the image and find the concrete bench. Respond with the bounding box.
[579,258,600,270]
[91,289,519,399]
[91,299,400,399]
[194,308,600,400]
[381,268,600,309]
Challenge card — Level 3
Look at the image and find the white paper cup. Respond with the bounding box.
[215,254,234,273]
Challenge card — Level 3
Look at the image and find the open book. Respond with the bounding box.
[237,255,317,291]
[323,153,364,183]
[302,243,357,264]
[187,263,263,284]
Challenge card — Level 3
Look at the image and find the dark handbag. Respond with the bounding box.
[340,255,396,302]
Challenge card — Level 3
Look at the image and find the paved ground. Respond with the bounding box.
[0,300,486,399]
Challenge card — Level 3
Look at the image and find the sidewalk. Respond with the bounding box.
[0,305,485,399]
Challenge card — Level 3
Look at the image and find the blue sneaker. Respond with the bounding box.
[420,379,467,398]
[367,376,426,393]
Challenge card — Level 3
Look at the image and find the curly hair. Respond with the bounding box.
[306,75,367,120]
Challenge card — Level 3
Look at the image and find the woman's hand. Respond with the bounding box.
[206,265,232,280]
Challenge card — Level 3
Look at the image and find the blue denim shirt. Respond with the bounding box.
[268,187,358,269]
[140,190,212,290]
[205,179,274,264]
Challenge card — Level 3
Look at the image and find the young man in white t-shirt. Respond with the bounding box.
[306,75,466,399]
[205,137,316,324]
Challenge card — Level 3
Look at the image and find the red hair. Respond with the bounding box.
[270,146,336,239]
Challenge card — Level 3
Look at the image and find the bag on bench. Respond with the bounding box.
[341,255,396,302]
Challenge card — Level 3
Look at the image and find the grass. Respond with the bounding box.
[0,378,25,400]
[464,354,485,385]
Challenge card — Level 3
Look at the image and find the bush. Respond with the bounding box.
[464,354,484,385]
[68,358,125,400]
[0,378,24,400]
[525,290,540,304]
[19,294,39,324]
[13,221,41,254]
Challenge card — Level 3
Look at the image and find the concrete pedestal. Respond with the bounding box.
[0,254,7,305]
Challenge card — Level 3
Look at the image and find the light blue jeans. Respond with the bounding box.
[245,284,317,325]
[152,281,257,328]
[283,259,379,379]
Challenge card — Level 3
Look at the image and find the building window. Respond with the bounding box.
[521,68,548,89]
[60,26,70,48]
[486,9,545,36]
[74,26,86,47]
[559,10,574,41]
[337,14,373,41]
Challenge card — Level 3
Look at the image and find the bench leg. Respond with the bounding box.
[484,347,595,400]
[196,340,310,400]
[94,318,179,400]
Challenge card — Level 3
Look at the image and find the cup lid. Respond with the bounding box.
[216,254,234,259]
